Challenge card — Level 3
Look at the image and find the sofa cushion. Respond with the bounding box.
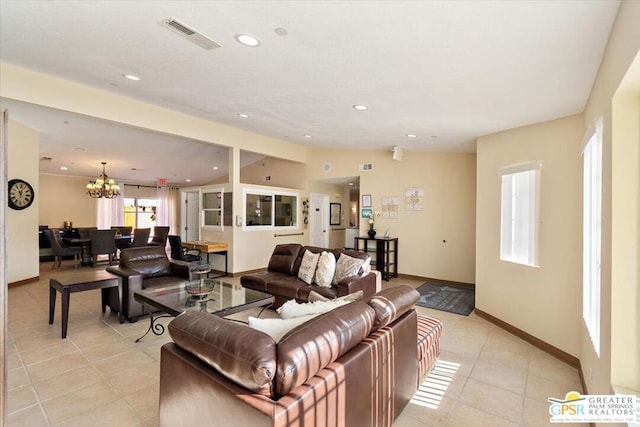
[168,311,277,397]
[367,284,420,329]
[141,275,187,289]
[120,246,171,277]
[332,253,366,285]
[267,244,303,275]
[314,251,336,287]
[241,271,294,292]
[275,301,375,396]
[297,250,320,285]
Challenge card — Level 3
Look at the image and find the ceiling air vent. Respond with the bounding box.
[160,17,221,50]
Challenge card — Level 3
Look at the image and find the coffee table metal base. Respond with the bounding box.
[135,312,174,342]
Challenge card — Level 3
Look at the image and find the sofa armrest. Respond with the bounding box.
[169,261,193,280]
[335,272,377,300]
[107,265,142,279]
[106,265,145,321]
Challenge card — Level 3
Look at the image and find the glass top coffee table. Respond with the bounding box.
[133,279,274,342]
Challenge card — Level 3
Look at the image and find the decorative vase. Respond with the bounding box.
[368,229,376,238]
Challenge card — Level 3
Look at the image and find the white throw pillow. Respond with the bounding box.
[297,250,320,285]
[308,290,364,303]
[277,298,351,320]
[332,253,366,285]
[248,314,317,342]
[314,251,336,288]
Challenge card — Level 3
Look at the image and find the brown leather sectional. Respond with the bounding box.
[105,246,193,322]
[241,243,378,307]
[158,284,443,427]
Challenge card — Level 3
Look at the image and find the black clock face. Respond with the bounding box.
[8,179,35,210]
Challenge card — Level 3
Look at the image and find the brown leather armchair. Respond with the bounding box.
[105,246,193,322]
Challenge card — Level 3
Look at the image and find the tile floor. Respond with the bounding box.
[6,264,586,426]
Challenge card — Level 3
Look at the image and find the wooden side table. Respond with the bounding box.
[49,270,123,338]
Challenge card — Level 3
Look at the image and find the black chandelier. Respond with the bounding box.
[86,162,121,199]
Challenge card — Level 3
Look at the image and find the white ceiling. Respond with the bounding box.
[0,0,621,183]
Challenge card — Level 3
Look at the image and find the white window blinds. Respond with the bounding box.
[500,162,541,266]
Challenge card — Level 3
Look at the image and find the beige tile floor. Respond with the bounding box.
[6,263,586,426]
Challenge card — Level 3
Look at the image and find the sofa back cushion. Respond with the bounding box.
[275,301,375,396]
[367,284,419,329]
[169,311,277,397]
[268,244,303,275]
[120,246,171,277]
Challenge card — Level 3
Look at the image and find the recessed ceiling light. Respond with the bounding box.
[235,33,260,47]
[274,27,288,36]
[122,74,141,81]
[63,121,70,125]
[430,135,438,139]
[348,182,354,186]
[353,104,368,111]
[237,113,249,118]
[304,134,312,138]
[60,166,68,170]
[212,166,218,170]
[406,134,417,138]
[186,179,191,182]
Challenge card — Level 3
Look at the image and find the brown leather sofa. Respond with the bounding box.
[105,246,193,322]
[241,243,378,307]
[159,284,442,427]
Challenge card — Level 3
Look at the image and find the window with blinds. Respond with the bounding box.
[500,162,541,267]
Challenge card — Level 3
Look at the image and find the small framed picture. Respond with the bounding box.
[362,194,372,208]
[361,208,372,219]
[330,203,341,225]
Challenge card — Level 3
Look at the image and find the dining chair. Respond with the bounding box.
[148,226,170,247]
[130,228,151,247]
[89,229,117,266]
[46,228,82,269]
[111,226,133,237]
[77,227,98,239]
[168,235,202,263]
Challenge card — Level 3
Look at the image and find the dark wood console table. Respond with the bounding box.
[354,237,398,281]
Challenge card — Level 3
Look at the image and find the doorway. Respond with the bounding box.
[309,193,329,247]
[181,190,200,241]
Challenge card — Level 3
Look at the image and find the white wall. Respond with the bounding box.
[308,148,477,284]
[611,89,640,393]
[39,174,97,228]
[580,0,640,397]
[476,115,583,356]
[7,120,39,283]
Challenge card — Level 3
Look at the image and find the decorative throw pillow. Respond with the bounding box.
[297,250,320,285]
[332,253,366,285]
[314,251,336,288]
[277,298,352,320]
[248,314,317,342]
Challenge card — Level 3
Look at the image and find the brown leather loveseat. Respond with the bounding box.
[241,243,378,307]
[159,284,442,427]
[106,246,193,322]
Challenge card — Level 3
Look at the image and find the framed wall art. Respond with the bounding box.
[330,203,341,225]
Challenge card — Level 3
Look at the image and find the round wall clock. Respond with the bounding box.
[8,179,35,210]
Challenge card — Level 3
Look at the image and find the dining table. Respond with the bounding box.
[64,235,132,266]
